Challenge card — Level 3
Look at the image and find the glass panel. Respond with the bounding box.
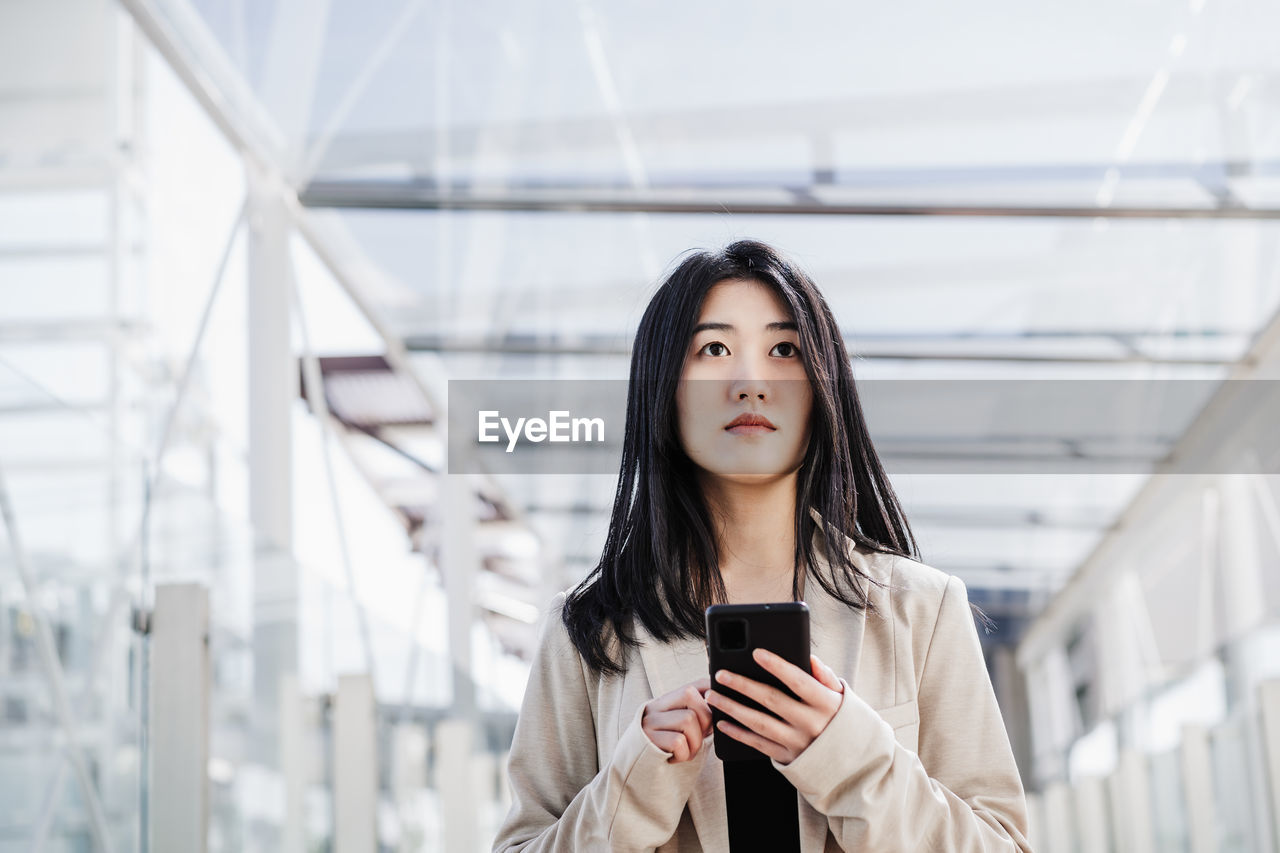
[177,0,1280,203]
[0,361,147,852]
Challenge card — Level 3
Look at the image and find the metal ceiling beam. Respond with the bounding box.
[297,159,1280,194]
[402,333,1236,365]
[405,328,1246,344]
[298,182,1280,220]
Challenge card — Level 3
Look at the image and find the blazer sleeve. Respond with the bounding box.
[492,592,708,852]
[774,575,1035,852]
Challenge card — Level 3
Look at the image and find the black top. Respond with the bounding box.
[724,758,802,852]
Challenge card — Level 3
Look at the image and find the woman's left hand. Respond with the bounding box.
[706,650,845,765]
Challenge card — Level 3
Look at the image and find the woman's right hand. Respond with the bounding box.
[641,677,713,763]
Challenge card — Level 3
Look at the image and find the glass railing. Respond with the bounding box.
[1028,671,1280,853]
[0,358,148,852]
[0,346,534,852]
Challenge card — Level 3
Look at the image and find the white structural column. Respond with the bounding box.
[1024,792,1045,853]
[1026,646,1078,785]
[334,674,378,853]
[1261,679,1280,853]
[991,644,1033,781]
[1041,782,1074,853]
[392,724,430,850]
[279,674,307,853]
[496,749,513,827]
[149,583,210,853]
[1179,724,1216,853]
[440,474,477,714]
[1072,775,1110,853]
[247,167,295,558]
[471,750,501,847]
[435,718,478,853]
[1220,476,1267,638]
[247,168,299,728]
[1110,749,1156,853]
[438,472,479,849]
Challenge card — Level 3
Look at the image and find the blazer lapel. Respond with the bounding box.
[795,524,872,852]
[805,518,876,698]
[634,616,732,849]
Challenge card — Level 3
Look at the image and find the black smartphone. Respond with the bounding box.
[705,601,811,762]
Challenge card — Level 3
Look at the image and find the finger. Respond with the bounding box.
[753,648,829,705]
[683,685,713,734]
[673,705,704,755]
[649,729,691,762]
[656,707,706,754]
[649,679,705,713]
[713,668,802,720]
[811,654,843,692]
[646,708,700,738]
[706,689,801,751]
[649,688,690,713]
[715,719,786,764]
[824,662,845,694]
[809,654,828,684]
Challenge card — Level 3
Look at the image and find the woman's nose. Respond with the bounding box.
[731,379,768,402]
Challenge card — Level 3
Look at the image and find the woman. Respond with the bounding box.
[492,240,1033,852]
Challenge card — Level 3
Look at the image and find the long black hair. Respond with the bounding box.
[563,238,921,675]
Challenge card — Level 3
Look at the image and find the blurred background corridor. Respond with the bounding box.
[2,0,1280,850]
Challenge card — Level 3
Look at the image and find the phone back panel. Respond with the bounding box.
[705,602,811,762]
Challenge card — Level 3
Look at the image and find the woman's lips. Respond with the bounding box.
[725,424,775,435]
[724,413,777,435]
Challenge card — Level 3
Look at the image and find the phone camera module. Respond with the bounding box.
[716,619,748,651]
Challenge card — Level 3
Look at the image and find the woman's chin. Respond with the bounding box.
[701,467,800,486]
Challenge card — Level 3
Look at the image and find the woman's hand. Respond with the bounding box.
[706,651,844,765]
[641,677,713,763]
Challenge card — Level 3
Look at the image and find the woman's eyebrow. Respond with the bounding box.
[691,321,798,334]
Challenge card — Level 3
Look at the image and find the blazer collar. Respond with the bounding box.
[633,511,882,852]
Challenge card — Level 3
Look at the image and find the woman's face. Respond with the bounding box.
[675,278,813,485]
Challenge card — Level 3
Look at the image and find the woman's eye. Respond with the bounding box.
[700,341,729,356]
[771,342,799,357]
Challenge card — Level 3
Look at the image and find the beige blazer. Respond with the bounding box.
[493,517,1034,852]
